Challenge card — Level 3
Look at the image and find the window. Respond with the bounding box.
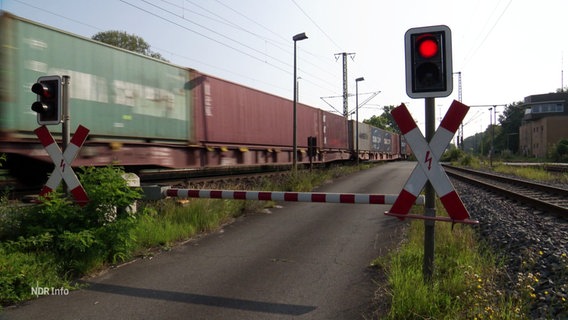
[531,103,564,114]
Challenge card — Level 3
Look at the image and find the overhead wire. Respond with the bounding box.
[460,0,513,69]
[144,0,338,93]
[290,0,343,52]
[174,0,290,51]
[210,0,339,80]
[122,0,335,95]
[178,0,336,91]
[9,0,101,33]
[8,0,292,94]
[135,0,291,73]
[8,0,340,98]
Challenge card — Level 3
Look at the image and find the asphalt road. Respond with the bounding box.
[1,162,415,320]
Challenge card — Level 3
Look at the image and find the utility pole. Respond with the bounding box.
[335,52,355,117]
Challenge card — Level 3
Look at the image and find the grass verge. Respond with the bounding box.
[492,163,568,184]
[372,203,527,319]
[133,198,248,250]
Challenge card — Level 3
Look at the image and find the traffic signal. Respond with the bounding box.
[405,25,453,98]
[307,136,317,157]
[31,75,62,125]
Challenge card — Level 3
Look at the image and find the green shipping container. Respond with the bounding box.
[0,12,192,142]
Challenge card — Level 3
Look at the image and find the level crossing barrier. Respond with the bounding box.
[142,186,425,205]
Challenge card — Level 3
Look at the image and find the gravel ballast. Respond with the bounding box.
[453,179,568,319]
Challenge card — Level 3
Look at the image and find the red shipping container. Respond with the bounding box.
[391,133,401,158]
[191,70,323,148]
[322,111,349,150]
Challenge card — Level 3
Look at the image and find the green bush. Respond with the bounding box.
[3,166,141,275]
[553,139,568,162]
[1,166,142,306]
[459,154,481,168]
[441,147,464,162]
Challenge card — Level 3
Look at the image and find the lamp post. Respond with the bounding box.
[355,77,365,165]
[488,107,494,167]
[292,32,308,172]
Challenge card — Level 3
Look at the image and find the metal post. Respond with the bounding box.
[489,107,493,167]
[356,84,359,165]
[424,97,436,283]
[292,33,308,173]
[62,75,70,196]
[334,52,356,118]
[355,77,364,165]
[293,39,298,172]
[490,106,497,168]
[341,53,348,118]
[62,75,70,151]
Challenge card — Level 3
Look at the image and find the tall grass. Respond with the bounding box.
[377,204,527,319]
[133,165,368,253]
[133,198,246,249]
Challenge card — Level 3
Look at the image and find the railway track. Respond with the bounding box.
[3,163,329,201]
[138,164,295,184]
[503,162,568,173]
[444,165,568,217]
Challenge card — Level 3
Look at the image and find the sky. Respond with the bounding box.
[2,0,567,139]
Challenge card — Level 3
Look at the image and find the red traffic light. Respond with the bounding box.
[417,37,438,59]
[31,82,52,99]
[31,83,52,114]
[404,25,453,98]
[31,76,62,125]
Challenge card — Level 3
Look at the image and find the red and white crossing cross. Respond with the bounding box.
[35,125,90,206]
[387,100,470,220]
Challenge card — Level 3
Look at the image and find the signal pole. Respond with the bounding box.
[424,97,436,282]
[62,75,70,151]
[404,25,453,283]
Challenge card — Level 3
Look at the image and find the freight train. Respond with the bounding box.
[0,12,409,184]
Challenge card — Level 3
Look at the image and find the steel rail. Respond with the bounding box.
[443,165,568,217]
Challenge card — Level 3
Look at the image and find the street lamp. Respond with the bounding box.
[355,77,365,165]
[292,32,308,172]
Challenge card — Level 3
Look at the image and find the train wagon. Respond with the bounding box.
[348,120,400,160]
[0,12,197,181]
[320,110,350,161]
[391,133,400,160]
[348,120,371,159]
[0,11,403,185]
[189,70,347,166]
[378,130,393,158]
[0,12,353,181]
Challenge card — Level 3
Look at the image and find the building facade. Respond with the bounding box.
[519,92,568,158]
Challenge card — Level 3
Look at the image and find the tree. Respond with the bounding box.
[553,139,568,162]
[496,101,524,154]
[363,105,400,133]
[92,31,169,62]
[364,114,388,130]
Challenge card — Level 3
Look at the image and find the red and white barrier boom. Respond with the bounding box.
[142,186,425,205]
[385,101,478,224]
[35,125,90,206]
